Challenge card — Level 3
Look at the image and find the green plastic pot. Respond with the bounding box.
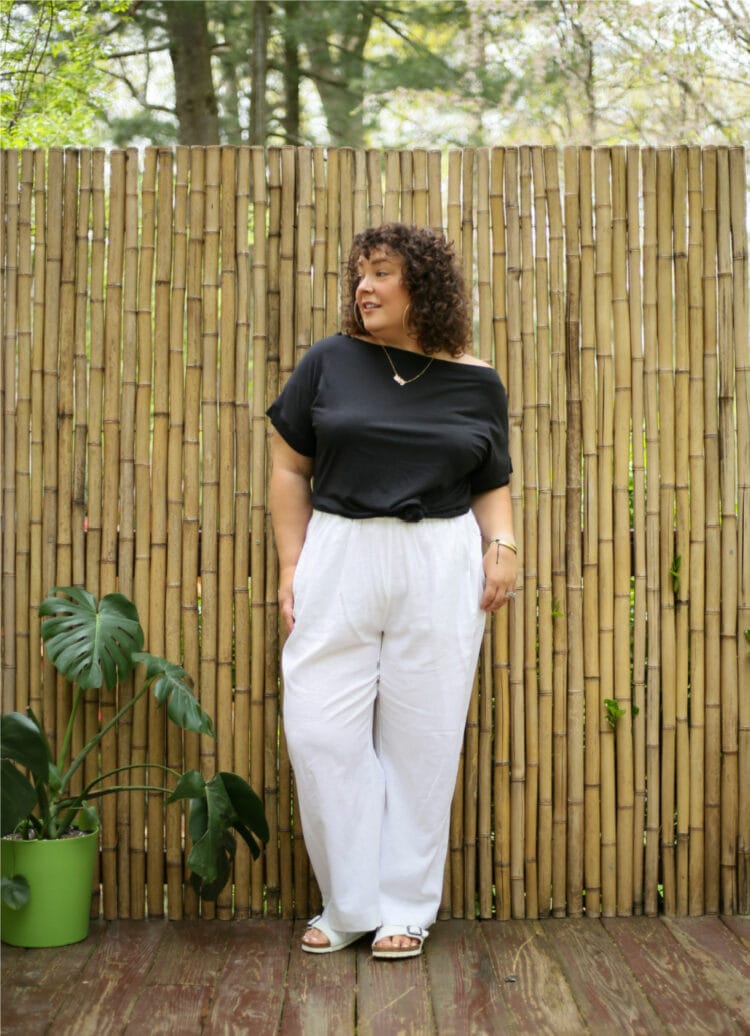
[1,829,98,947]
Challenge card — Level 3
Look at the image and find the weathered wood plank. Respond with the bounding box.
[603,917,748,1033]
[143,917,232,985]
[125,983,214,1033]
[79,918,166,979]
[663,917,750,1023]
[542,918,663,1034]
[205,920,293,1035]
[426,920,508,1035]
[721,916,750,950]
[278,920,358,1036]
[481,920,586,1035]
[357,939,436,1036]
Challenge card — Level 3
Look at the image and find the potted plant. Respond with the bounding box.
[1,586,269,947]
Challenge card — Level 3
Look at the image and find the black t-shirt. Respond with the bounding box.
[266,333,511,522]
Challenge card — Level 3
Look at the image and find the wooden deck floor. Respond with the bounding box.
[1,915,749,1034]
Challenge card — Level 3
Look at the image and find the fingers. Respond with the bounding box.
[480,581,519,612]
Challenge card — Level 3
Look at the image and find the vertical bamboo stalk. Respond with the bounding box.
[100,150,126,918]
[131,146,156,918]
[563,146,584,917]
[729,147,749,915]
[115,147,139,919]
[15,154,33,717]
[673,147,691,916]
[165,147,189,919]
[324,149,340,337]
[399,149,413,225]
[181,147,204,920]
[627,145,647,915]
[42,150,63,754]
[580,146,601,918]
[475,149,492,917]
[611,147,635,916]
[339,148,355,275]
[594,148,617,918]
[656,147,677,916]
[642,147,662,916]
[251,146,272,915]
[490,147,512,921]
[545,146,567,918]
[716,148,739,915]
[72,152,92,591]
[521,145,539,920]
[504,148,526,920]
[312,148,327,344]
[198,146,221,920]
[367,149,383,226]
[531,146,552,919]
[383,150,400,223]
[412,148,428,227]
[352,148,368,231]
[702,147,721,915]
[428,150,443,232]
[56,150,78,597]
[687,146,706,916]
[84,150,106,917]
[3,153,19,716]
[233,146,252,919]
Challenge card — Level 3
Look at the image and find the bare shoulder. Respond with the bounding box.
[456,354,493,368]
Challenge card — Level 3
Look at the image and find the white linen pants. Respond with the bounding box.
[282,509,486,933]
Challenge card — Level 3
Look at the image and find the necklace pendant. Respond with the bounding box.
[393,373,406,386]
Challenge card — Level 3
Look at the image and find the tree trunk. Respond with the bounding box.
[250,0,270,146]
[163,0,219,146]
[282,0,301,144]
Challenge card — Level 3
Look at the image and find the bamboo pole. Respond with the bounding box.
[702,147,721,916]
[165,147,189,919]
[413,148,428,228]
[519,146,539,921]
[563,146,584,918]
[531,146,553,919]
[115,147,139,918]
[611,147,635,917]
[233,146,253,919]
[627,145,647,916]
[367,148,383,226]
[544,146,567,918]
[475,149,493,918]
[729,146,749,915]
[642,147,662,916]
[399,149,413,225]
[673,147,691,916]
[716,147,739,915]
[428,150,442,233]
[656,147,677,916]
[181,147,204,920]
[196,146,222,920]
[324,149,340,337]
[490,147,512,921]
[352,148,368,232]
[257,148,283,919]
[100,150,126,919]
[594,148,617,918]
[0,151,7,713]
[56,150,77,598]
[312,148,327,344]
[12,155,31,721]
[580,147,601,918]
[687,145,706,917]
[383,150,400,224]
[504,149,526,920]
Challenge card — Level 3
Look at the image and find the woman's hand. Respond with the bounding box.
[278,564,296,634]
[480,542,519,612]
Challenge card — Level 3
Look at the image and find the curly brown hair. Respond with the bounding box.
[341,223,472,357]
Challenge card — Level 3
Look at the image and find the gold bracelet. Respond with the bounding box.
[489,538,517,563]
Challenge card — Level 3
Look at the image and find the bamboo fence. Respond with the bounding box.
[0,145,747,921]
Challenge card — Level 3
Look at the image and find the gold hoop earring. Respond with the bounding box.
[353,302,366,330]
[402,303,414,335]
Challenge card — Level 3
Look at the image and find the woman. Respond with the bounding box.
[267,222,517,959]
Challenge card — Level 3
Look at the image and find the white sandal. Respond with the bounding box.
[371,924,429,959]
[301,914,367,954]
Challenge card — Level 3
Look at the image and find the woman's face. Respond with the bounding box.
[354,248,414,347]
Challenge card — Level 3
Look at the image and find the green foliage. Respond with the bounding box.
[604,698,640,729]
[670,554,682,596]
[1,587,268,909]
[1,0,132,147]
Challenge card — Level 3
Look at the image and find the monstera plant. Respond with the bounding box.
[1,587,268,943]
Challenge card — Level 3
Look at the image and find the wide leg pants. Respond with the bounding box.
[282,510,486,933]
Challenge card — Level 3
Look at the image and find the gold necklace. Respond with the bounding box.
[382,346,434,386]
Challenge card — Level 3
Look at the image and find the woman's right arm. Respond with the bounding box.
[268,430,314,633]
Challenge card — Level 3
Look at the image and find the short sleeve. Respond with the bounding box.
[469,377,512,494]
[266,347,319,457]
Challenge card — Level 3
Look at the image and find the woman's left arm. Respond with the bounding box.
[471,484,519,612]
